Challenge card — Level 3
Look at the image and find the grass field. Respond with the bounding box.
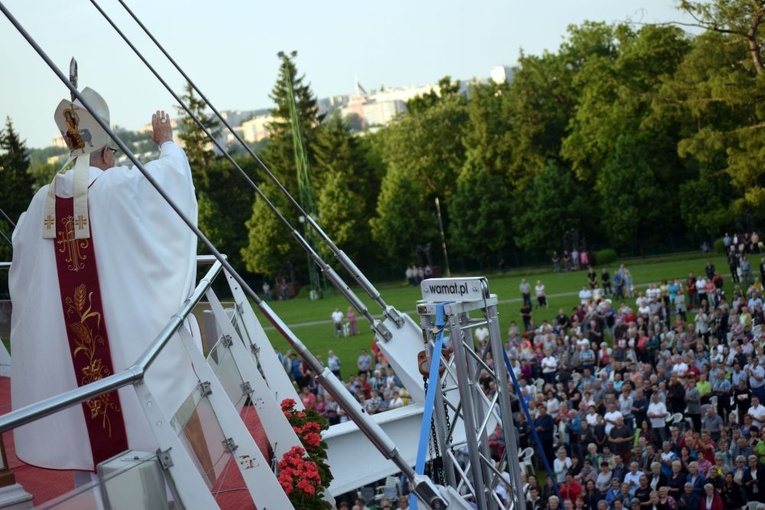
[244,252,736,376]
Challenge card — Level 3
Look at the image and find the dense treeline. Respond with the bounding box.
[5,1,765,290]
[238,1,764,284]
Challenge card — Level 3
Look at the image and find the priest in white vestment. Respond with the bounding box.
[10,88,200,472]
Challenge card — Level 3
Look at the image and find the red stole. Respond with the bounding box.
[53,196,128,469]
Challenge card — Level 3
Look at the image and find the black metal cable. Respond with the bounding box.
[0,0,261,311]
[109,0,397,318]
[0,227,11,249]
[0,9,452,504]
[0,208,16,229]
[87,0,383,329]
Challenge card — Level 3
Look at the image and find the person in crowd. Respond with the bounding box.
[743,454,765,503]
[701,483,723,510]
[332,307,345,336]
[677,482,699,510]
[721,470,747,509]
[347,307,359,336]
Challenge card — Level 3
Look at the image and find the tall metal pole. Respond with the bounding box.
[435,197,451,277]
[279,51,323,299]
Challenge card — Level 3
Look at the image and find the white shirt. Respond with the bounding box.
[623,470,644,496]
[749,403,765,428]
[331,310,344,324]
[671,362,689,377]
[542,355,558,373]
[748,364,765,389]
[554,457,572,483]
[604,410,623,436]
[647,401,669,429]
[580,288,593,304]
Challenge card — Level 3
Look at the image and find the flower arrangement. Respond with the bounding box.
[279,398,333,509]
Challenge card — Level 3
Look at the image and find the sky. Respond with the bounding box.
[0,1,695,149]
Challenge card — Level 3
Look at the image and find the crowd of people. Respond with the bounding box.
[279,345,412,427]
[285,245,765,509]
[405,264,434,286]
[497,250,765,510]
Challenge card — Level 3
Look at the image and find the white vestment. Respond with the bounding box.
[10,142,200,471]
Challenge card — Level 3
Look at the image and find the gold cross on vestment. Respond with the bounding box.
[44,215,54,228]
[74,214,88,229]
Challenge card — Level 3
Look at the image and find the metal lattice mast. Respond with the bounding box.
[416,278,525,510]
[280,52,323,298]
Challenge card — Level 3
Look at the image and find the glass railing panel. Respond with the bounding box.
[172,389,230,490]
[39,452,173,510]
[206,341,247,413]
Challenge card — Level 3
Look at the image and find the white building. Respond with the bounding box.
[240,113,274,143]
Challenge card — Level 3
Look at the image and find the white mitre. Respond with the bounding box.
[43,87,111,239]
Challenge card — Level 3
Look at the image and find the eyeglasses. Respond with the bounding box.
[107,147,119,156]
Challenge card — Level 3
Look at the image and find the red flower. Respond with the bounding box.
[279,398,332,507]
[303,421,321,433]
[303,432,321,448]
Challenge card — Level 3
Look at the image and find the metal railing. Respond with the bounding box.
[0,258,223,434]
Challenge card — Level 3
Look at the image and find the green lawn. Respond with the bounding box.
[247,253,735,375]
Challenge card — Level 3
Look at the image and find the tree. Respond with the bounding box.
[561,24,692,182]
[369,94,467,267]
[448,159,513,266]
[175,82,221,187]
[502,51,577,188]
[651,27,765,221]
[313,113,379,265]
[196,158,255,272]
[0,117,34,288]
[242,53,322,279]
[598,134,674,247]
[370,167,438,268]
[242,180,297,277]
[447,81,516,265]
[463,81,513,179]
[263,52,322,195]
[679,0,765,74]
[678,172,734,237]
[0,117,34,224]
[405,76,462,114]
[379,94,468,202]
[512,161,592,254]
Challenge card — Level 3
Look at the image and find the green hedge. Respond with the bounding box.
[714,238,726,254]
[592,249,617,266]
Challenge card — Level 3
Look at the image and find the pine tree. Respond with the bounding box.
[0,117,34,291]
[263,52,322,196]
[242,52,322,279]
[0,117,34,224]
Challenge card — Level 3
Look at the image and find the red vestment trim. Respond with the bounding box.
[53,196,128,469]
